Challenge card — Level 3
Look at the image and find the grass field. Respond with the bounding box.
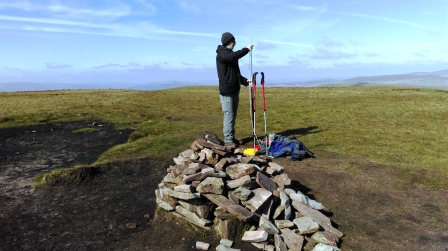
[1,86,447,190]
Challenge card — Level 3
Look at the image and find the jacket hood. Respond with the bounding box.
[216,45,228,53]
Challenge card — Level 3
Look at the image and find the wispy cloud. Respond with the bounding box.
[3,66,20,71]
[93,62,142,69]
[262,39,313,48]
[319,37,345,47]
[333,10,447,35]
[0,1,215,41]
[0,14,218,41]
[46,62,72,69]
[178,0,201,13]
[309,48,357,60]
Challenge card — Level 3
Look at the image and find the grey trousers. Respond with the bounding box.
[220,93,239,143]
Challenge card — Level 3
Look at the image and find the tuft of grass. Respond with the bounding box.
[34,164,100,188]
[73,127,99,133]
[2,86,447,190]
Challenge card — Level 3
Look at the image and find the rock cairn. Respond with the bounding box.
[155,132,343,251]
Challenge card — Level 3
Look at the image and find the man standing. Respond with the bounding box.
[216,32,254,148]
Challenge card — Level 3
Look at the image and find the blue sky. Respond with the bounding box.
[1,0,447,84]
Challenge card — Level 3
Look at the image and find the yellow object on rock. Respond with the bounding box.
[243,148,258,156]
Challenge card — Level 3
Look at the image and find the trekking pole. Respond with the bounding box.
[251,72,258,150]
[261,72,268,156]
[248,40,253,142]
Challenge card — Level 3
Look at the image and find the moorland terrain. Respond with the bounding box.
[0,86,447,250]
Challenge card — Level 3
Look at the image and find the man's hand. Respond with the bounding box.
[244,80,251,86]
[247,45,254,51]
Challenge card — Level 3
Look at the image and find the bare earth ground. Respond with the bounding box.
[0,120,447,251]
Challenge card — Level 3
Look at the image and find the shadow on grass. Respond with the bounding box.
[240,125,320,145]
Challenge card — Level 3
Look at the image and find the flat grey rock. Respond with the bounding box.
[245,188,272,212]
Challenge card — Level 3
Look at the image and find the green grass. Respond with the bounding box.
[73,127,99,133]
[1,86,447,190]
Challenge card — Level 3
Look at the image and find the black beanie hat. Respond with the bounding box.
[221,32,235,45]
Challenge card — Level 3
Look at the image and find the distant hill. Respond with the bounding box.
[1,69,447,92]
[315,69,448,90]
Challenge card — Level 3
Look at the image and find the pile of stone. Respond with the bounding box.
[155,132,343,251]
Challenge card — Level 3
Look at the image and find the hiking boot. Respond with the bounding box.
[232,138,242,145]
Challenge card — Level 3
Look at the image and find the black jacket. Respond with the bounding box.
[216,45,250,95]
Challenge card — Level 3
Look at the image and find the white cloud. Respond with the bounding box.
[46,62,72,69]
[93,62,142,69]
[333,10,447,35]
[262,39,313,48]
[319,37,345,47]
[178,0,201,13]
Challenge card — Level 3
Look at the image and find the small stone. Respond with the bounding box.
[281,228,304,251]
[241,230,269,242]
[198,151,206,162]
[245,188,272,212]
[175,206,212,227]
[173,184,192,193]
[274,234,288,251]
[225,163,256,179]
[156,197,175,211]
[216,244,241,251]
[196,177,224,194]
[294,217,320,235]
[220,238,234,248]
[273,204,285,219]
[289,193,308,204]
[201,167,216,176]
[227,175,251,189]
[265,166,277,175]
[256,172,278,192]
[214,218,248,240]
[227,191,240,204]
[161,188,201,200]
[234,148,244,154]
[308,198,325,210]
[226,156,240,164]
[311,231,340,246]
[201,148,219,165]
[214,207,238,220]
[251,242,275,251]
[240,156,254,164]
[183,162,201,175]
[125,223,137,229]
[268,162,285,173]
[260,197,275,219]
[283,188,296,196]
[182,172,206,183]
[155,189,176,211]
[203,194,254,221]
[274,219,294,229]
[259,215,279,234]
[211,170,227,178]
[231,187,252,201]
[279,190,292,220]
[163,173,175,183]
[173,156,186,166]
[292,201,344,238]
[312,243,340,251]
[272,173,291,189]
[215,158,228,171]
[290,193,324,210]
[195,241,210,250]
